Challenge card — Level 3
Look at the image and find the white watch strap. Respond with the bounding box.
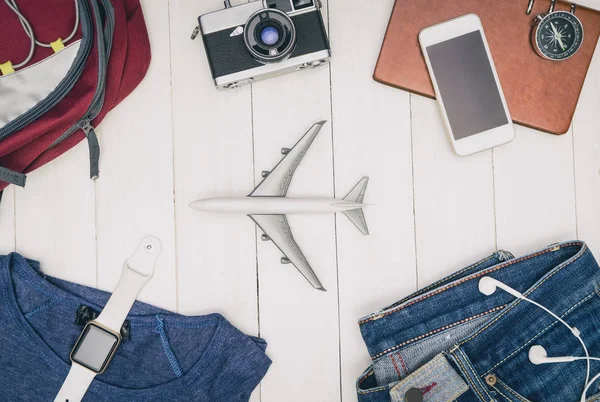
[95,267,150,332]
[54,236,162,402]
[97,235,162,332]
[54,364,96,402]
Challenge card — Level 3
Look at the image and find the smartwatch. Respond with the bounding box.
[54,236,162,402]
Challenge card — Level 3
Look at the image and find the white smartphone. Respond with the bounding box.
[419,14,515,156]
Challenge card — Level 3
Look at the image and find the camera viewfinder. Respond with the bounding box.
[292,0,314,9]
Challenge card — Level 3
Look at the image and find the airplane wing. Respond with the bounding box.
[249,121,326,197]
[249,214,325,291]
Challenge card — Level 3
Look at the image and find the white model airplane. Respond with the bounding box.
[190,121,369,291]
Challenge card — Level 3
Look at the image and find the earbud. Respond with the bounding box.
[529,345,576,365]
[477,276,594,402]
[478,276,524,299]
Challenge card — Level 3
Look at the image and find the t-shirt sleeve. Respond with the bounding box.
[194,327,272,402]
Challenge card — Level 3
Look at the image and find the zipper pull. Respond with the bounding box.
[80,120,100,180]
[191,26,201,40]
[0,165,27,187]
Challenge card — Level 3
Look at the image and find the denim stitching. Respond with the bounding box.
[451,350,488,402]
[458,347,493,401]
[459,242,587,346]
[495,378,530,402]
[390,354,403,377]
[24,299,59,320]
[358,387,390,395]
[357,369,393,395]
[371,305,505,359]
[359,243,582,325]
[360,254,498,323]
[154,315,184,378]
[357,369,392,395]
[489,315,558,377]
[448,383,471,402]
[491,383,512,401]
[565,291,598,315]
[397,352,409,376]
[381,254,500,312]
[392,354,444,390]
[496,251,515,262]
[358,369,374,385]
[483,290,597,375]
[358,386,390,395]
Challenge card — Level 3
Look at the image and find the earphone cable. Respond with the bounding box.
[5,0,79,48]
[582,372,600,402]
[3,0,35,68]
[480,277,593,401]
[523,294,592,395]
[8,0,80,48]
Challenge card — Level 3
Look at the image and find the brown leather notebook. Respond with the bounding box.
[374,0,600,135]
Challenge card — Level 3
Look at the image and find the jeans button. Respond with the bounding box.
[485,374,497,386]
[405,388,423,402]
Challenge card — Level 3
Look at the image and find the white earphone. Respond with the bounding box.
[528,345,577,364]
[478,276,596,402]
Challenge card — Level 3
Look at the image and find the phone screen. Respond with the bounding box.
[426,30,508,140]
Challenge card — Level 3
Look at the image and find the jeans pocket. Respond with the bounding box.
[389,354,469,402]
[491,378,531,402]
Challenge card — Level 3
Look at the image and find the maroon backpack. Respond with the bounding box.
[0,0,151,191]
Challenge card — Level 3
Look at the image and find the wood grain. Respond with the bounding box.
[0,186,15,253]
[573,39,600,255]
[96,0,178,310]
[0,0,597,401]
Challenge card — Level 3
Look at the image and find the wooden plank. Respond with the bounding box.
[0,187,15,253]
[493,125,577,256]
[573,40,600,255]
[328,0,417,400]
[14,145,97,287]
[411,95,497,284]
[169,0,260,350]
[95,0,177,310]
[170,1,261,399]
[250,2,340,400]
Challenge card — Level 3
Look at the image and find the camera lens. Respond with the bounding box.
[244,9,296,64]
[259,26,280,46]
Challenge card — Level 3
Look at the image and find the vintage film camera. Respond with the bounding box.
[195,0,331,89]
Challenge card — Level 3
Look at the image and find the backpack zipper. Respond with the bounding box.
[0,0,93,142]
[80,119,99,179]
[49,0,115,180]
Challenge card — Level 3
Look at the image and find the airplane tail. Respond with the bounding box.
[342,177,369,235]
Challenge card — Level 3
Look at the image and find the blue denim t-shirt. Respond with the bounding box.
[0,253,271,401]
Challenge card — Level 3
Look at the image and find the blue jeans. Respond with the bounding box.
[357,241,600,401]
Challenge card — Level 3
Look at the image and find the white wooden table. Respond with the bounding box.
[1,1,599,401]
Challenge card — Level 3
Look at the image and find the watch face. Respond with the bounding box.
[71,322,120,374]
[534,11,583,60]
